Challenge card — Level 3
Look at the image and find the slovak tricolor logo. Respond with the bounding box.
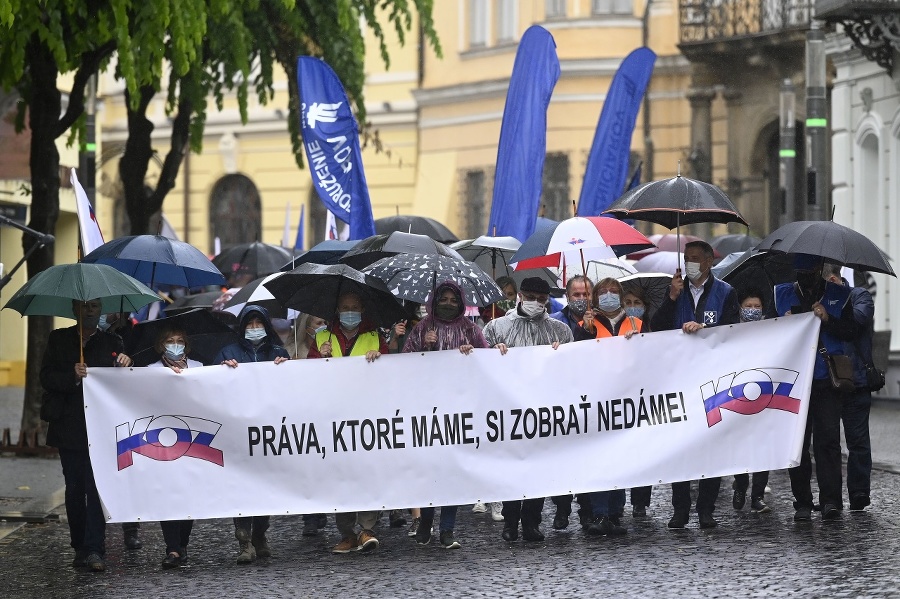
[116,415,225,470]
[699,368,802,427]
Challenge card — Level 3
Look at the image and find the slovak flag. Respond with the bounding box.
[71,169,105,255]
[325,210,349,241]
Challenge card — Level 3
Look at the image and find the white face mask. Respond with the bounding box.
[684,261,703,283]
[164,343,185,359]
[520,300,545,317]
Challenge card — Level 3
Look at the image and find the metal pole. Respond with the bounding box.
[779,79,796,227]
[642,0,654,183]
[805,24,827,221]
[79,75,98,206]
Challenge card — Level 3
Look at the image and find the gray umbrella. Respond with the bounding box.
[363,254,504,307]
[755,220,895,276]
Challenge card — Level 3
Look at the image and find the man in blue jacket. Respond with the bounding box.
[651,240,739,529]
[775,256,858,522]
[215,305,290,563]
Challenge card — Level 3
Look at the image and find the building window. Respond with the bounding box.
[464,169,487,238]
[470,0,489,47]
[592,0,633,16]
[209,173,261,253]
[542,153,570,221]
[545,0,566,18]
[496,0,516,43]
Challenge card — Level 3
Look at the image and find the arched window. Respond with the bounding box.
[209,174,261,253]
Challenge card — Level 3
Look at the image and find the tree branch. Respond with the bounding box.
[54,40,116,137]
[147,98,191,215]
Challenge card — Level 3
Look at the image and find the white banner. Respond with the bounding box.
[84,314,820,522]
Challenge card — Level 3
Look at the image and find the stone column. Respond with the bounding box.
[722,87,744,234]
[686,87,716,238]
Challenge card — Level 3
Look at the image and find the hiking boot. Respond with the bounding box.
[389,509,407,528]
[821,504,841,520]
[585,516,612,537]
[332,535,360,554]
[732,489,747,510]
[501,523,518,541]
[236,540,256,564]
[751,498,771,513]
[794,506,812,522]
[608,516,628,535]
[440,530,461,549]
[123,529,142,550]
[86,553,106,572]
[552,512,569,530]
[632,505,647,518]
[472,501,487,513]
[358,529,379,552]
[407,517,421,538]
[698,512,717,529]
[668,511,690,529]
[302,519,319,537]
[491,502,504,522]
[252,534,271,558]
[521,524,545,542]
[849,494,870,511]
[71,549,89,568]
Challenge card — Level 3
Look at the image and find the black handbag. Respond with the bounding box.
[864,363,886,392]
[819,346,855,393]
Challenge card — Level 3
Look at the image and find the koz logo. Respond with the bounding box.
[699,367,802,427]
[116,415,225,471]
[703,311,718,325]
[307,102,342,128]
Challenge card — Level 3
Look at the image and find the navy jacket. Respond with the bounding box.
[214,305,290,364]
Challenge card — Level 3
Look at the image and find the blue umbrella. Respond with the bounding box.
[279,239,358,271]
[82,235,225,289]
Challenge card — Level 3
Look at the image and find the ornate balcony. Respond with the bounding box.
[680,0,814,45]
[816,0,900,72]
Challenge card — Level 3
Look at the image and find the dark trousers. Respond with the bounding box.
[502,498,544,527]
[842,389,872,498]
[630,486,652,508]
[733,471,770,500]
[160,520,193,554]
[59,448,106,556]
[234,516,270,537]
[589,489,626,517]
[420,505,459,532]
[671,478,721,514]
[551,494,591,523]
[789,381,844,509]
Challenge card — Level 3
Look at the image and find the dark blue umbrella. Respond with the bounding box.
[279,239,358,271]
[82,235,225,289]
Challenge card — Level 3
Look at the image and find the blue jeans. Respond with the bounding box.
[842,389,872,498]
[589,489,626,517]
[420,505,459,532]
[59,449,106,556]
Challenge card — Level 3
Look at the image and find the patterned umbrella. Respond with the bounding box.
[363,254,504,307]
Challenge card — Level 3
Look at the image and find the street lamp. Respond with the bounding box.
[805,23,827,221]
[779,79,796,227]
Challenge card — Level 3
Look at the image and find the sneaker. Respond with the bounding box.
[849,494,870,511]
[123,530,142,550]
[236,540,256,564]
[585,516,612,537]
[490,502,504,522]
[668,511,689,529]
[751,498,771,513]
[302,519,319,537]
[332,535,360,554]
[764,485,772,494]
[162,551,182,570]
[85,552,106,572]
[389,509,407,528]
[407,517,421,538]
[732,489,747,510]
[794,507,812,522]
[71,549,89,568]
[358,529,379,552]
[472,501,487,513]
[415,520,433,545]
[252,534,271,558]
[698,512,717,529]
[439,530,460,549]
[632,505,647,518]
[821,503,841,520]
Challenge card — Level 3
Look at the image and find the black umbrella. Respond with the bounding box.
[364,254,504,307]
[223,273,291,319]
[279,240,358,272]
[602,174,748,229]
[755,220,895,276]
[711,250,797,316]
[213,242,294,281]
[127,308,240,367]
[451,236,559,291]
[263,263,406,327]
[340,231,463,270]
[710,233,761,257]
[375,215,459,243]
[165,291,224,316]
[617,272,671,318]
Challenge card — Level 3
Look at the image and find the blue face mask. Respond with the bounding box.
[597,292,621,312]
[339,311,362,329]
[97,314,111,331]
[741,307,763,322]
[245,327,267,344]
[164,343,185,360]
[624,306,644,319]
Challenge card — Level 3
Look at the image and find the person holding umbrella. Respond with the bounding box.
[402,280,489,549]
[40,299,134,572]
[147,325,203,568]
[307,291,389,554]
[214,304,290,564]
[775,256,858,522]
[650,240,739,529]
[483,277,573,543]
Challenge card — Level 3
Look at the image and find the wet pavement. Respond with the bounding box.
[2,393,900,597]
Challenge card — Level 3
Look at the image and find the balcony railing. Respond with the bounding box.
[680,0,814,44]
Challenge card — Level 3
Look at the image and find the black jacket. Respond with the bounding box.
[213,304,290,364]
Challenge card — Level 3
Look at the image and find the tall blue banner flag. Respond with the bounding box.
[294,204,305,250]
[577,47,656,217]
[297,57,376,240]
[487,26,560,242]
